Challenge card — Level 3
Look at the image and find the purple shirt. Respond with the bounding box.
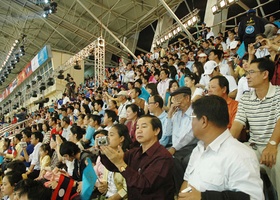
[101,141,174,200]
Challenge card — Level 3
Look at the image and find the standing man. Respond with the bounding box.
[157,69,171,100]
[231,57,280,197]
[100,115,174,200]
[179,96,263,200]
[61,116,72,140]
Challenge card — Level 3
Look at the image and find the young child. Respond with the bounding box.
[36,144,51,180]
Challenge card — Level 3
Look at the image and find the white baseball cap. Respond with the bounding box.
[204,61,218,75]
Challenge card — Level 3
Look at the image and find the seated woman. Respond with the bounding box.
[95,124,132,200]
[125,104,144,148]
[1,171,23,200]
[69,124,85,150]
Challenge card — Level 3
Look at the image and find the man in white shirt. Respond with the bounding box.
[62,93,70,105]
[61,116,72,140]
[157,69,171,101]
[24,131,43,179]
[116,91,131,124]
[123,62,134,83]
[179,96,263,200]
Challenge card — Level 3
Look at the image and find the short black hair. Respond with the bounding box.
[135,78,143,85]
[62,116,70,124]
[104,109,117,122]
[89,114,101,125]
[251,57,275,81]
[192,95,229,128]
[6,160,26,174]
[151,95,164,108]
[15,133,23,141]
[70,124,86,140]
[210,49,223,60]
[210,75,230,94]
[94,99,104,108]
[31,131,43,142]
[138,114,162,140]
[4,171,23,186]
[161,68,170,76]
[133,87,142,96]
[59,141,81,157]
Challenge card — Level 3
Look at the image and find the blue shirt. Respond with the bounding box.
[166,107,197,150]
[139,86,150,102]
[20,143,34,167]
[85,126,95,147]
[157,111,171,147]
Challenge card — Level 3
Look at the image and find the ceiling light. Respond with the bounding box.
[219,0,227,8]
[168,32,173,38]
[74,61,81,70]
[177,26,181,32]
[212,5,219,14]
[173,29,177,35]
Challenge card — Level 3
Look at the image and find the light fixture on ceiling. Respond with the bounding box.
[74,61,81,70]
[47,77,54,86]
[211,5,219,14]
[57,70,64,79]
[219,0,227,9]
[212,0,239,14]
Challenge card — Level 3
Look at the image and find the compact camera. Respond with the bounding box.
[19,142,27,148]
[96,136,109,146]
[253,42,261,49]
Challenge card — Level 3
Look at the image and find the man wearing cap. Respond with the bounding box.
[229,41,240,56]
[166,86,198,192]
[238,9,265,50]
[117,91,131,124]
[201,61,238,98]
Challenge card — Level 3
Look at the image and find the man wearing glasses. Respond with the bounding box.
[231,57,280,197]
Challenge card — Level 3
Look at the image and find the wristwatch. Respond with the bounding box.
[269,140,277,146]
[277,46,280,53]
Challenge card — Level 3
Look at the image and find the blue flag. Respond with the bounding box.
[81,158,97,200]
[237,41,246,59]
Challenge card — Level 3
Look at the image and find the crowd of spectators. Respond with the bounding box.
[0,9,279,200]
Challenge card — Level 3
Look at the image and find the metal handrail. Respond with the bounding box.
[0,118,31,138]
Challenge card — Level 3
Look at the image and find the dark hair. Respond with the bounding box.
[3,171,23,186]
[93,129,108,139]
[210,49,223,60]
[89,114,101,125]
[185,73,200,85]
[145,83,159,96]
[210,75,230,94]
[104,109,117,123]
[111,124,132,151]
[31,124,37,131]
[32,131,43,142]
[78,113,85,120]
[6,160,26,174]
[70,124,85,140]
[37,123,43,132]
[138,115,162,140]
[59,141,81,157]
[14,179,52,200]
[161,68,170,77]
[62,116,70,124]
[50,117,57,124]
[193,61,204,78]
[126,103,145,118]
[43,121,50,131]
[82,104,91,114]
[40,143,51,156]
[192,95,229,128]
[94,99,104,108]
[133,87,142,96]
[168,80,179,90]
[135,78,143,85]
[151,95,164,108]
[15,133,23,141]
[51,134,66,143]
[21,129,32,138]
[250,57,275,81]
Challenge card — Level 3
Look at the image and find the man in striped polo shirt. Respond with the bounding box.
[231,57,280,197]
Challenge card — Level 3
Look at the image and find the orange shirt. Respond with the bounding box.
[227,97,238,129]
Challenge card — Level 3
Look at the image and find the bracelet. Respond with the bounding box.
[277,46,280,53]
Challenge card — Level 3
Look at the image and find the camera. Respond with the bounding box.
[19,142,27,148]
[96,136,109,146]
[253,42,261,49]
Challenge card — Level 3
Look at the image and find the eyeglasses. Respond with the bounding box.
[244,70,262,76]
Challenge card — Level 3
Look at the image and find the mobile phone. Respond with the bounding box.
[181,186,192,193]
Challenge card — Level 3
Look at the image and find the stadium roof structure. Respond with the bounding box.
[0,0,279,93]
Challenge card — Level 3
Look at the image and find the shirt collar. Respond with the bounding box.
[250,83,276,100]
[137,141,161,157]
[197,129,231,153]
